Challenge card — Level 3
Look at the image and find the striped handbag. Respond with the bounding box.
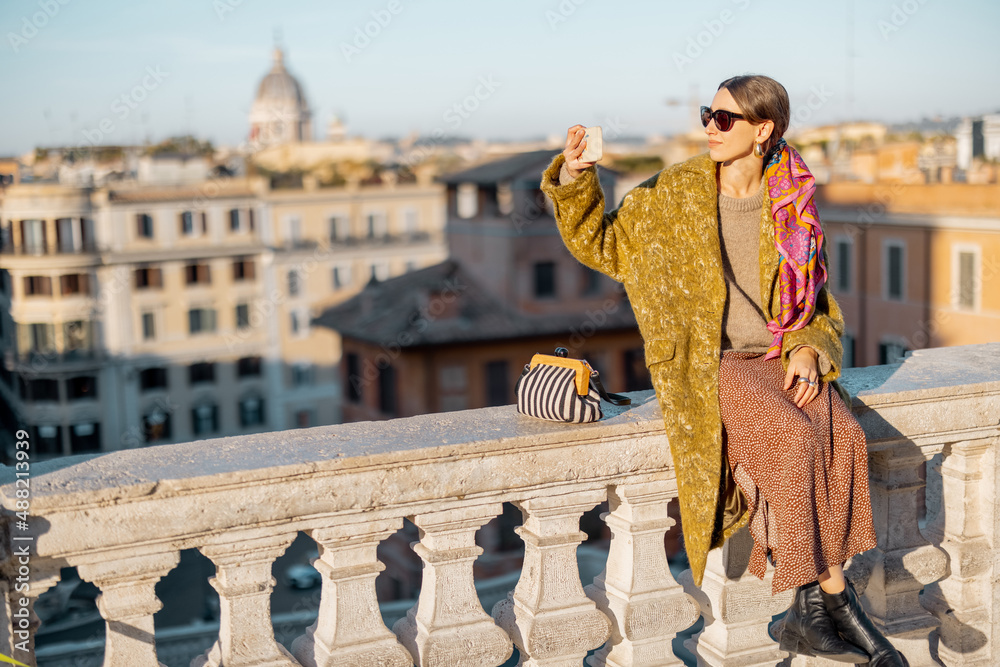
[515,347,631,423]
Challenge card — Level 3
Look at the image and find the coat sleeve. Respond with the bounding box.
[780,237,845,383]
[540,153,656,284]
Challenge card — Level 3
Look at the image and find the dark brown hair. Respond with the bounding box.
[717,74,789,157]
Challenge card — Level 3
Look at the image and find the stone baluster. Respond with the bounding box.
[76,551,180,667]
[292,518,412,667]
[393,504,513,667]
[193,532,300,667]
[493,490,612,666]
[859,446,948,666]
[680,527,794,667]
[584,482,699,667]
[5,560,61,667]
[921,437,994,666]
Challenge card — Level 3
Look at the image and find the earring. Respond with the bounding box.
[753,142,765,158]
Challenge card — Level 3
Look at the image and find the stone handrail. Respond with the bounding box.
[1,343,998,667]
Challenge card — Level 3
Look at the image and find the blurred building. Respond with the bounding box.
[956,113,1000,170]
[818,180,1000,367]
[0,165,447,459]
[249,47,313,148]
[318,150,646,423]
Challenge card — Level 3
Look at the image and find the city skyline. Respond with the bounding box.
[1,0,999,156]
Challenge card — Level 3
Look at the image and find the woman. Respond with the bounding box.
[540,74,907,666]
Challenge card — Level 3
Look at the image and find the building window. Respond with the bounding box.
[229,208,241,232]
[369,262,389,282]
[189,362,216,385]
[239,396,265,427]
[23,275,53,296]
[23,323,56,355]
[624,348,653,392]
[63,320,93,355]
[288,270,300,296]
[884,241,905,301]
[142,408,171,442]
[60,273,90,296]
[248,208,255,232]
[136,213,154,239]
[333,264,352,289]
[70,422,100,453]
[952,246,980,311]
[291,362,314,387]
[180,211,195,235]
[21,219,46,254]
[192,404,219,436]
[185,263,212,286]
[24,378,59,402]
[34,424,62,456]
[232,258,256,281]
[295,409,315,429]
[142,312,156,340]
[329,215,350,242]
[457,183,478,219]
[366,212,388,239]
[237,355,262,377]
[835,237,852,293]
[139,367,168,391]
[379,364,397,416]
[67,375,98,400]
[581,266,601,296]
[345,353,361,403]
[402,208,419,234]
[236,303,250,329]
[878,340,909,365]
[842,333,855,369]
[485,360,510,407]
[534,261,556,298]
[134,266,163,289]
[188,308,218,334]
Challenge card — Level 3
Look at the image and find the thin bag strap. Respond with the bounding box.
[589,371,631,406]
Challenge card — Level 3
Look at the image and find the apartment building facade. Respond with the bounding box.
[0,170,447,459]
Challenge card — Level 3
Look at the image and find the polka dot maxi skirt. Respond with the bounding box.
[719,351,878,595]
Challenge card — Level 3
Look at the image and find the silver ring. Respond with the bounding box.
[808,380,818,387]
[796,377,809,384]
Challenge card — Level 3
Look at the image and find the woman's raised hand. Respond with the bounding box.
[563,124,597,178]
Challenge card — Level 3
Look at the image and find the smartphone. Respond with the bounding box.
[579,126,603,163]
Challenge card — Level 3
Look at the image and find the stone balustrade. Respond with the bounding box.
[1,343,998,667]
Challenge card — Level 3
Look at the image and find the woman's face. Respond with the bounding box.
[705,87,768,163]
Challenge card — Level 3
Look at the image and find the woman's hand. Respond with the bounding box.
[563,124,597,178]
[783,346,821,408]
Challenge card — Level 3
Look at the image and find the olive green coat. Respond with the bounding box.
[540,151,846,587]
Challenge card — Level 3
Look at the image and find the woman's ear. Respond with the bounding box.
[757,119,775,144]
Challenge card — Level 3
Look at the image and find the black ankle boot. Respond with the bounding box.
[776,581,870,663]
[820,579,909,667]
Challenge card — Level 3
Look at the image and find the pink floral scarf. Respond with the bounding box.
[761,138,827,360]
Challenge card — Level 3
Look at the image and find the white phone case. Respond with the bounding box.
[580,126,603,162]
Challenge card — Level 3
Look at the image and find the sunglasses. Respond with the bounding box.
[700,106,747,132]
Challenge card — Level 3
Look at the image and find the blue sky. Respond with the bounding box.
[1,0,997,155]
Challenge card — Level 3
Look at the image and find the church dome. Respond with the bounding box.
[249,47,313,147]
[255,48,307,107]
